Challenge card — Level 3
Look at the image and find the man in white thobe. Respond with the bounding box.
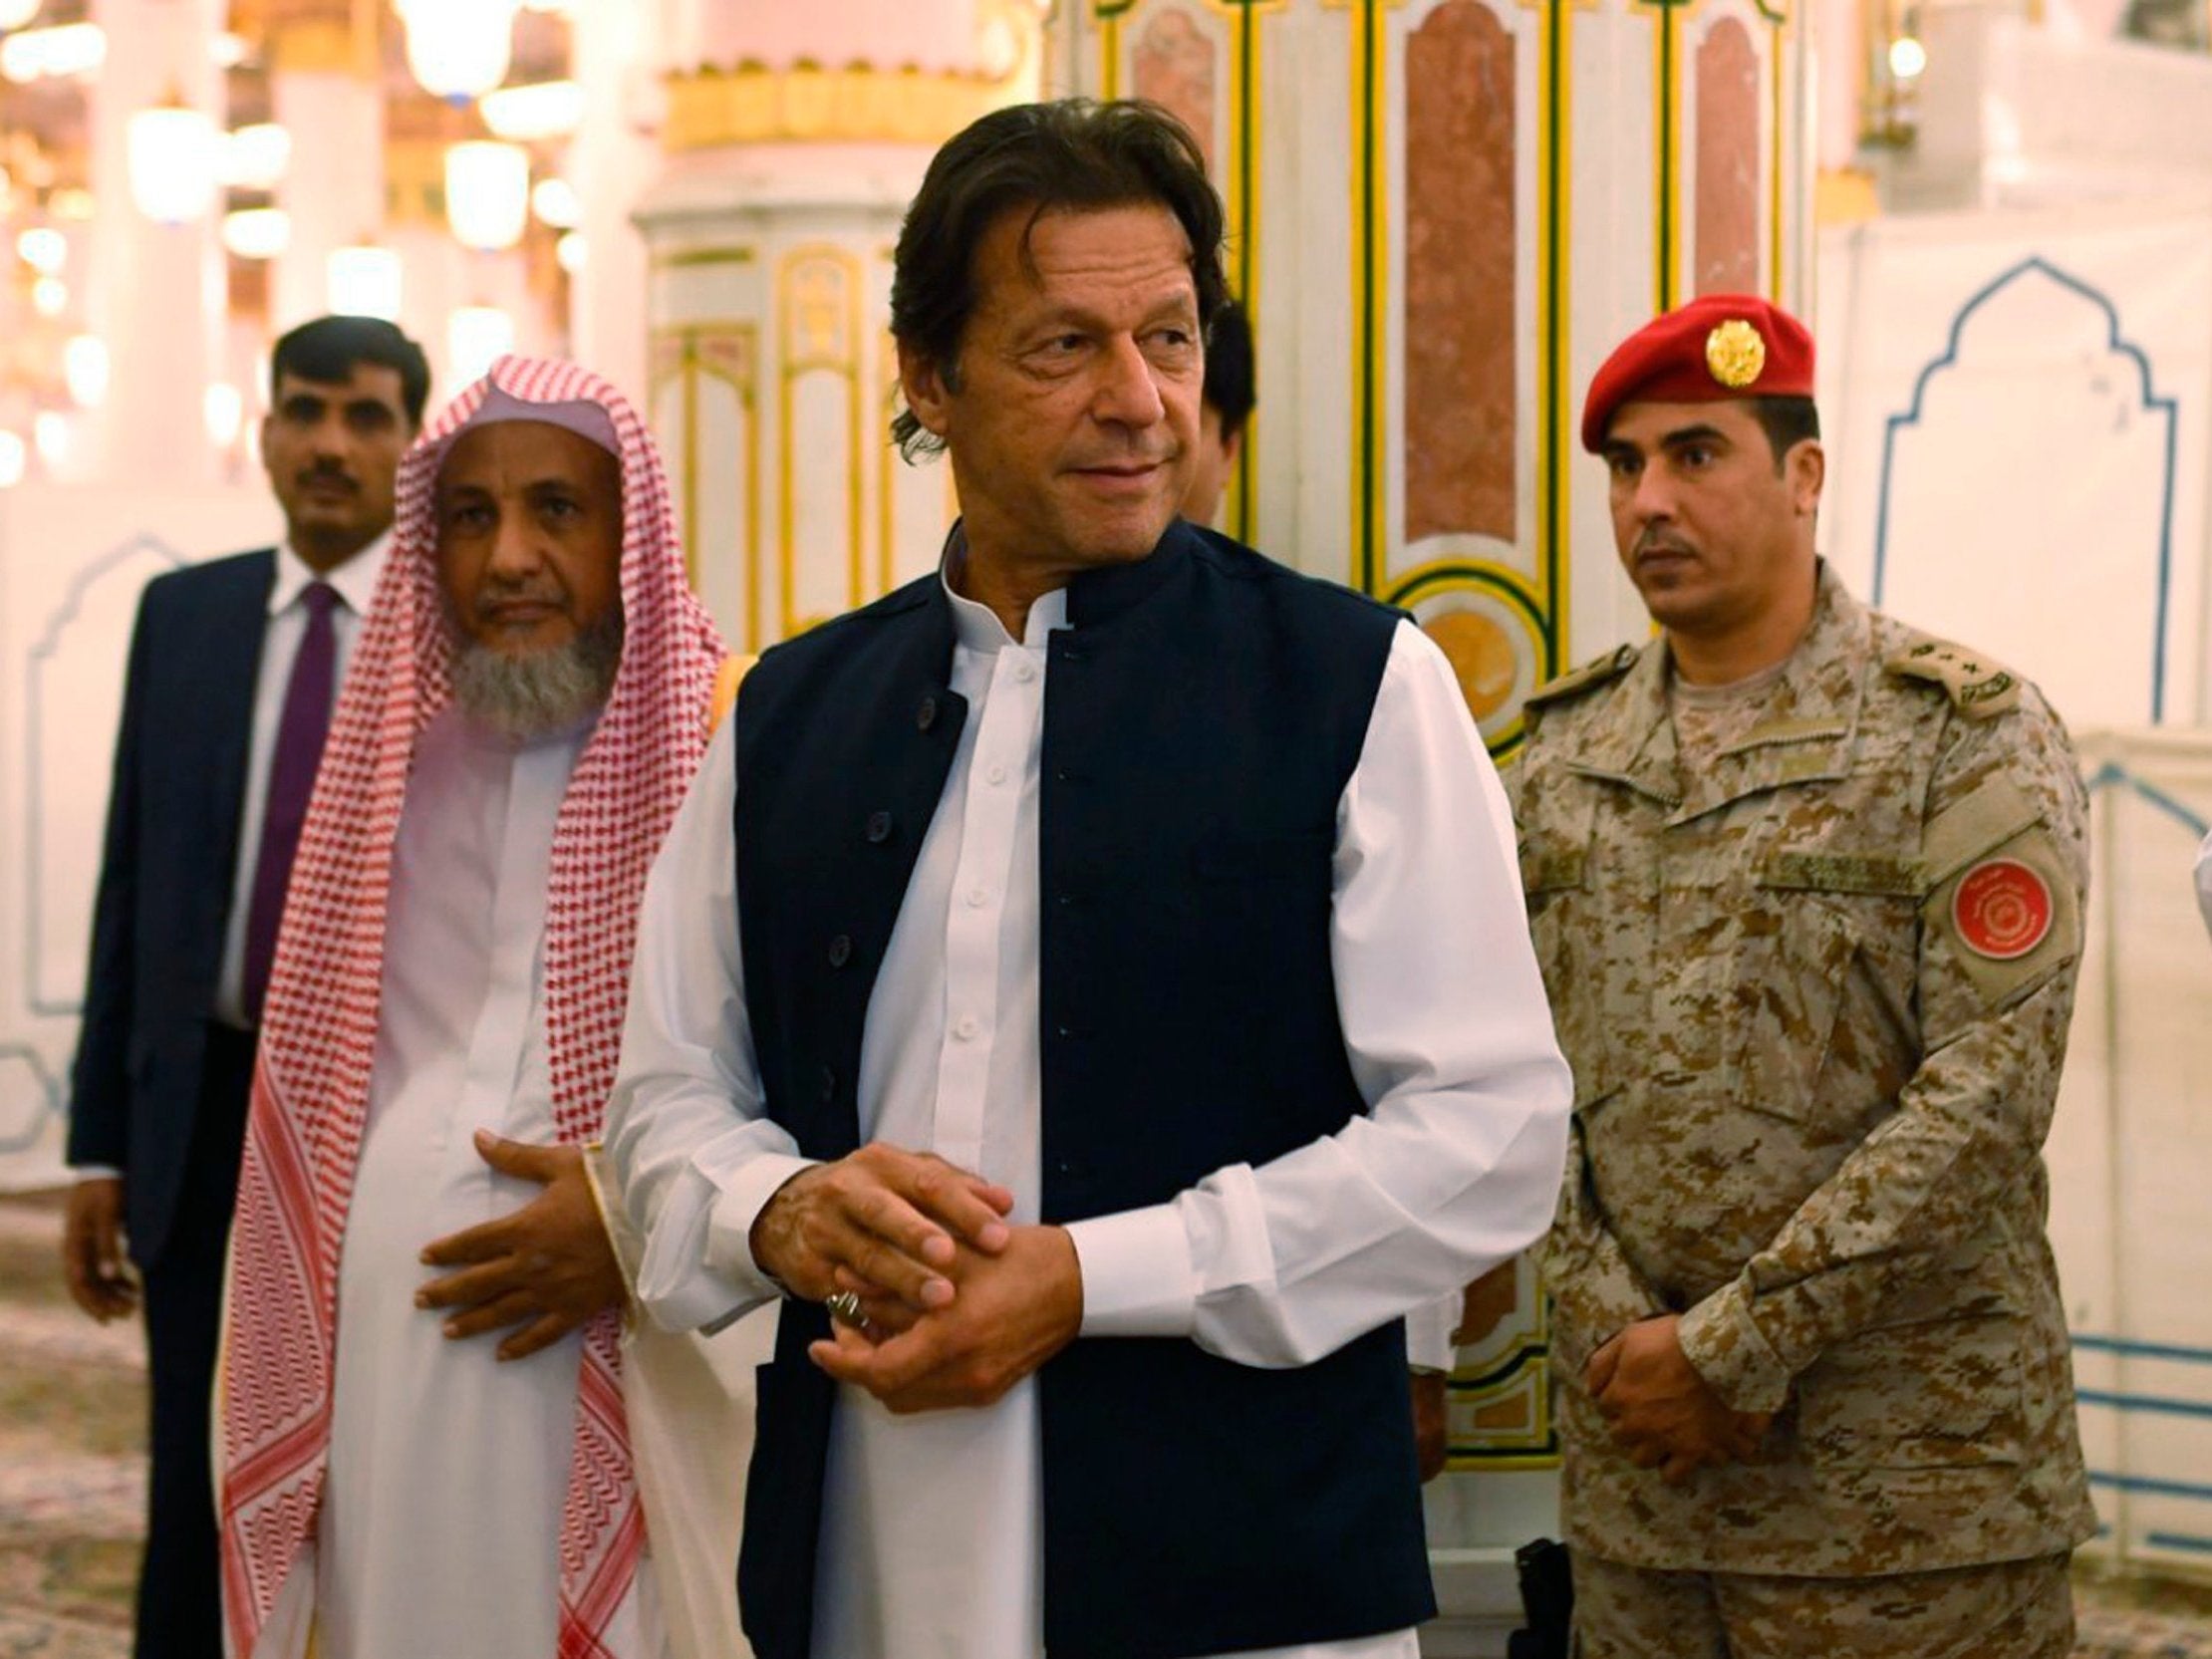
[219,360,726,1659]
[607,99,1573,1659]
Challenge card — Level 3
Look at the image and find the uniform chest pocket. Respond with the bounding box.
[1733,848,1922,1134]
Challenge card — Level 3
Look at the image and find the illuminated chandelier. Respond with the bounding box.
[397,0,522,103]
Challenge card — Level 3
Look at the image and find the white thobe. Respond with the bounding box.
[308,706,654,1659]
[608,579,1572,1659]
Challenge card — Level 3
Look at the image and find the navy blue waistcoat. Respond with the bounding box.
[730,523,1436,1659]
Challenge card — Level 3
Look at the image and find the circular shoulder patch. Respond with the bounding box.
[1952,858,2055,961]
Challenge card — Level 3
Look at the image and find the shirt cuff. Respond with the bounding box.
[1404,1289,1461,1373]
[581,1145,645,1305]
[1066,1203,1198,1338]
[1677,1277,1794,1413]
[70,1165,123,1182]
[703,1151,819,1296]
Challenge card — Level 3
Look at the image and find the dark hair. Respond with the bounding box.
[1203,298,1254,440]
[1747,396,1819,470]
[271,315,431,428]
[889,98,1229,460]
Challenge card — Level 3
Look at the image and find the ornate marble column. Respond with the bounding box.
[633,1,1042,649]
[266,0,387,333]
[567,0,663,407]
[1045,2,1811,1648]
[87,0,229,484]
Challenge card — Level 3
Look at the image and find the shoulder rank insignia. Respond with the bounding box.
[1883,638,2021,720]
[1525,643,1639,709]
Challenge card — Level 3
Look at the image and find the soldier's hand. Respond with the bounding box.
[61,1177,137,1322]
[1411,1371,1450,1483]
[416,1133,627,1361]
[1588,1315,1771,1485]
[750,1142,1015,1313]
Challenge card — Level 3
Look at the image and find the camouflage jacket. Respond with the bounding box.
[1515,565,2096,1575]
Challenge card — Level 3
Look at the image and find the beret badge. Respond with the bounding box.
[1705,319,1767,390]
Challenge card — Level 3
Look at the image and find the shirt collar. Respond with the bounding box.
[938,526,1069,652]
[269,530,392,619]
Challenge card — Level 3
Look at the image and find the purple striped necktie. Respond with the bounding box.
[243,580,340,1023]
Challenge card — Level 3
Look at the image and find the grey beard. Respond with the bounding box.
[448,608,625,740]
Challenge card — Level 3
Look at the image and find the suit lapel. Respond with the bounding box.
[200,550,275,876]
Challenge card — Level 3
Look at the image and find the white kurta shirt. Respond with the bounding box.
[314,705,654,1659]
[608,579,1572,1659]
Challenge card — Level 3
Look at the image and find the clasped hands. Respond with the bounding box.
[749,1141,1083,1415]
[1585,1314,1771,1486]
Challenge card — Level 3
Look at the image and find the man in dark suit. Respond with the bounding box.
[59,314,427,1658]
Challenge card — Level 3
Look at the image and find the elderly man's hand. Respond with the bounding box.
[1586,1314,1771,1486]
[807,1225,1081,1413]
[416,1131,627,1361]
[750,1141,1016,1314]
[61,1177,137,1322]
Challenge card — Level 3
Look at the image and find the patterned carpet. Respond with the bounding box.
[0,1196,141,1654]
[2,1191,2211,1656]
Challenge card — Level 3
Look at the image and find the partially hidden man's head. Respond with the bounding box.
[263,315,431,571]
[432,390,626,740]
[890,98,1230,573]
[1182,297,1252,530]
[1583,295,1824,642]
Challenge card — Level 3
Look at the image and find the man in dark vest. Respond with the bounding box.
[606,98,1570,1659]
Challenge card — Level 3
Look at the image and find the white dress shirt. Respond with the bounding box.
[214,534,391,1028]
[607,577,1572,1659]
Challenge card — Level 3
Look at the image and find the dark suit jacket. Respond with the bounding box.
[67,549,274,1268]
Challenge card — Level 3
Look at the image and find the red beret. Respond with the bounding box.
[1581,294,1815,452]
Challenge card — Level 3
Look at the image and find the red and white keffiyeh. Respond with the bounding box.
[219,357,724,1657]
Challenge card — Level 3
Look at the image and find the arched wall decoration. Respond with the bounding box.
[25,537,190,1016]
[1872,255,2179,721]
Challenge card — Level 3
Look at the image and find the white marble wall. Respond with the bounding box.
[2054,727,2212,1570]
[0,486,278,1190]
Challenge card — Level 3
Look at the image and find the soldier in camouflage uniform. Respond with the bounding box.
[1518,295,2095,1656]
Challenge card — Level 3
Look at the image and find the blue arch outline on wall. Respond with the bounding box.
[1871,255,2179,722]
[22,535,188,1019]
[0,1045,62,1155]
[0,1052,62,1159]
